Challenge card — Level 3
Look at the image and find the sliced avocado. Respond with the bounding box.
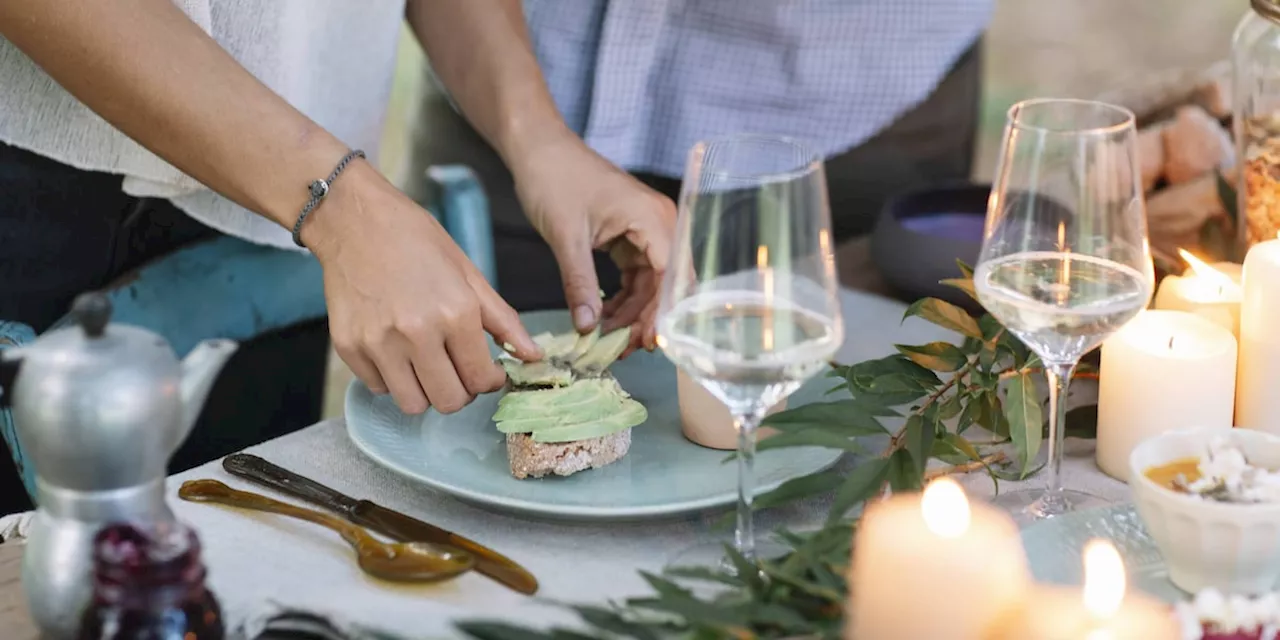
[531,399,647,443]
[566,327,600,362]
[494,379,623,420]
[572,326,631,373]
[497,379,622,411]
[496,395,635,433]
[533,331,579,360]
[500,359,573,388]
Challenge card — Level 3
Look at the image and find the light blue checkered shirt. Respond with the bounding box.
[522,0,993,178]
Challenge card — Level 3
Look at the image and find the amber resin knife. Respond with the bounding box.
[222,453,538,595]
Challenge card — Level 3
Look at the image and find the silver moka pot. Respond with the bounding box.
[0,293,237,638]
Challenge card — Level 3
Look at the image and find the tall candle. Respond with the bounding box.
[1152,250,1243,337]
[994,540,1179,639]
[1096,310,1237,481]
[846,478,1029,640]
[1238,235,1280,434]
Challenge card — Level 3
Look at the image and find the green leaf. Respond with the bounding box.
[956,395,980,433]
[570,606,663,640]
[983,391,1011,438]
[846,355,941,389]
[826,457,891,522]
[940,278,979,303]
[630,574,751,629]
[722,546,768,594]
[755,429,869,454]
[1004,372,1043,478]
[943,432,983,462]
[970,369,999,392]
[930,437,970,465]
[956,259,975,279]
[979,314,1004,341]
[895,342,968,372]
[903,298,982,339]
[997,330,1031,368]
[763,400,888,435]
[903,414,937,478]
[852,375,932,407]
[752,470,844,510]
[937,393,963,420]
[886,449,921,492]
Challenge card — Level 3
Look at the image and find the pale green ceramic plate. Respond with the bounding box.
[345,310,843,521]
[1022,504,1185,603]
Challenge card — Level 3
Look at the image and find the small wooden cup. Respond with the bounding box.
[677,369,785,450]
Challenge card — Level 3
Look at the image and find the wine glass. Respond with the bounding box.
[656,134,844,566]
[975,98,1154,523]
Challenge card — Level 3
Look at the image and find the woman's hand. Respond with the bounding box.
[511,134,676,352]
[304,160,541,415]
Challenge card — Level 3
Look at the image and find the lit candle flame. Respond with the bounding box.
[1082,539,1126,620]
[920,477,970,539]
[1178,249,1242,297]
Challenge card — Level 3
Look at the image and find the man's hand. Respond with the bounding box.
[510,134,676,352]
[304,161,541,415]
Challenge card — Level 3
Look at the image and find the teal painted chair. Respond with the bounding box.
[0,165,496,499]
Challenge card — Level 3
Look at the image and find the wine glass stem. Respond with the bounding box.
[734,411,763,562]
[1043,362,1077,495]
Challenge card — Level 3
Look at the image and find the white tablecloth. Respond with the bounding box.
[14,289,1132,639]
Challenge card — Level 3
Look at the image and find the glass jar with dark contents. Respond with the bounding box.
[77,522,224,640]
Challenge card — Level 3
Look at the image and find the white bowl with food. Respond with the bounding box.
[1130,426,1280,595]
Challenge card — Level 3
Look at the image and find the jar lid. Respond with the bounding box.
[1256,0,1280,23]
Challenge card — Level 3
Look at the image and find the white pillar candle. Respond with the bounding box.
[1096,310,1237,481]
[846,478,1029,640]
[1238,236,1280,434]
[1152,251,1243,337]
[994,541,1179,639]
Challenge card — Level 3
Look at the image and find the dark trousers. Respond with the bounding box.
[406,38,983,310]
[0,142,328,515]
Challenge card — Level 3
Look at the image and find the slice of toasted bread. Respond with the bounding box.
[505,429,632,479]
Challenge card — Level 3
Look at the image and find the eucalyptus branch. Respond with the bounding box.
[885,353,984,455]
[924,452,1008,481]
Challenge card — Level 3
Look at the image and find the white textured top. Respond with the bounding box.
[0,0,405,250]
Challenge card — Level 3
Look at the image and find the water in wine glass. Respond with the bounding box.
[975,251,1150,365]
[658,289,839,416]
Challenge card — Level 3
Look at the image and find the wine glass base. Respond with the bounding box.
[992,488,1113,526]
[665,539,790,574]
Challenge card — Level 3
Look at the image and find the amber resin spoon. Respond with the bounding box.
[178,479,474,582]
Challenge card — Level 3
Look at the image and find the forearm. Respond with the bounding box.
[0,0,353,229]
[406,0,571,168]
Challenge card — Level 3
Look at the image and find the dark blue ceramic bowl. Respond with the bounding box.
[870,183,991,314]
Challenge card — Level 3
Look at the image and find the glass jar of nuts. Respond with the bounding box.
[1234,0,1280,251]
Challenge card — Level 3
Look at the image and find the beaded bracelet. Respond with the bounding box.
[291,149,366,248]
